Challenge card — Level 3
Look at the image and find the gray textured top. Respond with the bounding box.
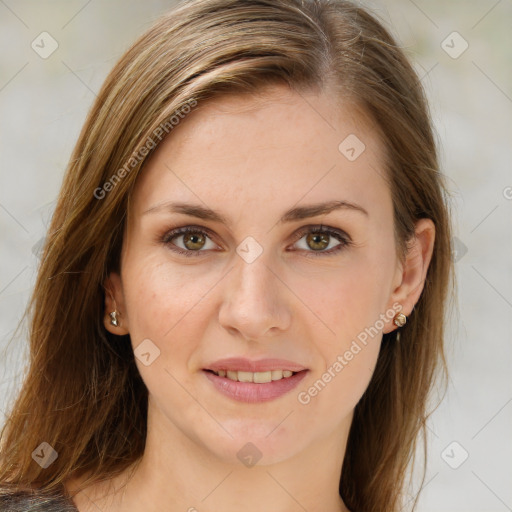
[0,490,79,512]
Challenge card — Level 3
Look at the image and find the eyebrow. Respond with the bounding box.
[143,199,368,226]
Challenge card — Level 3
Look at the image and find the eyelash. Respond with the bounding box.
[161,224,352,258]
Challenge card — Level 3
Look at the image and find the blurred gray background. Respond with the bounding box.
[0,1,511,511]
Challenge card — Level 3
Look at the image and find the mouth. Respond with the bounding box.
[204,368,300,383]
[202,367,309,403]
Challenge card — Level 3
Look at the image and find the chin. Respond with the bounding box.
[197,422,305,467]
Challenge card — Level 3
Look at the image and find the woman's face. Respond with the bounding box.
[108,84,410,465]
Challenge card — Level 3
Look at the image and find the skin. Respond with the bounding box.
[66,84,435,512]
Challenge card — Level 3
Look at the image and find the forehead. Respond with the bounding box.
[131,85,390,222]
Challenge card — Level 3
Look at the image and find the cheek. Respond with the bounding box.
[318,341,381,422]
[123,260,174,339]
[294,252,390,413]
[121,254,224,376]
[296,307,382,423]
[304,253,391,345]
[123,254,208,336]
[120,257,211,407]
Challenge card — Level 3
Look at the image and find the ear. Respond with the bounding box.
[383,218,435,334]
[103,272,130,335]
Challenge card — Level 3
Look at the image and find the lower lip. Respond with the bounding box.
[203,370,308,403]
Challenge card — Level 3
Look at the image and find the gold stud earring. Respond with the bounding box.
[109,311,119,327]
[393,312,407,328]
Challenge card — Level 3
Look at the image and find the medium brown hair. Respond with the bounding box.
[0,1,455,510]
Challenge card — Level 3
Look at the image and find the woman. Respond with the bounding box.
[0,0,454,511]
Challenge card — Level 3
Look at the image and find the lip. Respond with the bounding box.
[204,357,307,373]
[203,369,309,403]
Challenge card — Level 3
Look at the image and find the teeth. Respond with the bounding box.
[254,371,272,383]
[237,371,254,383]
[213,369,296,383]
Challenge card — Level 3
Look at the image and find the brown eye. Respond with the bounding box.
[182,232,206,250]
[162,226,217,257]
[291,225,352,257]
[305,232,330,251]
[162,224,351,259]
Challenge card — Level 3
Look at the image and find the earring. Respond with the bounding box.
[109,311,119,327]
[393,312,407,328]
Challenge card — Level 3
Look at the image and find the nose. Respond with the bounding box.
[218,254,292,341]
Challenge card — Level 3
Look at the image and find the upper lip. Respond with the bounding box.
[204,357,307,373]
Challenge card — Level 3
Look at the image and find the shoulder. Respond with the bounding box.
[0,487,78,512]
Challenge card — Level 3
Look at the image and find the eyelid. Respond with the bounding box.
[161,224,217,243]
[289,224,351,243]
